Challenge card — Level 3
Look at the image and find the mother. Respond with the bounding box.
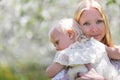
[74,0,120,79]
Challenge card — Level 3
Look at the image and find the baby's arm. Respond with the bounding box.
[46,62,64,78]
[105,46,120,59]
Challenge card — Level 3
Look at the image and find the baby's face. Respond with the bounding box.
[50,30,74,51]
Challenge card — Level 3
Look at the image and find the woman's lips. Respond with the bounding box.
[91,34,99,39]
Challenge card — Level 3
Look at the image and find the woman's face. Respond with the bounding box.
[79,8,105,41]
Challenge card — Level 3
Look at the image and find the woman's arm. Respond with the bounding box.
[106,46,120,59]
[46,62,64,78]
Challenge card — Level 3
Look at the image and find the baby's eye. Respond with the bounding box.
[83,22,90,26]
[96,20,103,24]
[53,40,59,47]
[55,41,59,45]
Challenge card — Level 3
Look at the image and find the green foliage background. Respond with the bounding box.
[0,0,119,80]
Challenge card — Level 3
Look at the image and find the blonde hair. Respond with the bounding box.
[74,0,114,47]
[49,18,87,41]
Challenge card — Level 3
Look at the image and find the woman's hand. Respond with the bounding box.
[106,46,120,59]
[75,69,105,80]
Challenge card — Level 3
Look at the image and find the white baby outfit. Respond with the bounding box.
[52,38,119,80]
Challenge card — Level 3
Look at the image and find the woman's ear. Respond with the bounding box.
[67,29,75,39]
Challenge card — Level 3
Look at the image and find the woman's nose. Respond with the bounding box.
[90,25,98,32]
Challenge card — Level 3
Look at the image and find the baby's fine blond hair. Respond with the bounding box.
[49,18,87,41]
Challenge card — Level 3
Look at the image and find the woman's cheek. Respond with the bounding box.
[82,28,90,37]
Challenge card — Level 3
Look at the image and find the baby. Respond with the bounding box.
[46,18,118,80]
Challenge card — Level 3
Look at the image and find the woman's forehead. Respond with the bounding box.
[80,8,102,20]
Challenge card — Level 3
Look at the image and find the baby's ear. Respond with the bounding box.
[67,29,75,39]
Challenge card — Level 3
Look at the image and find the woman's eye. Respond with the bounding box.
[96,20,103,24]
[83,22,90,26]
